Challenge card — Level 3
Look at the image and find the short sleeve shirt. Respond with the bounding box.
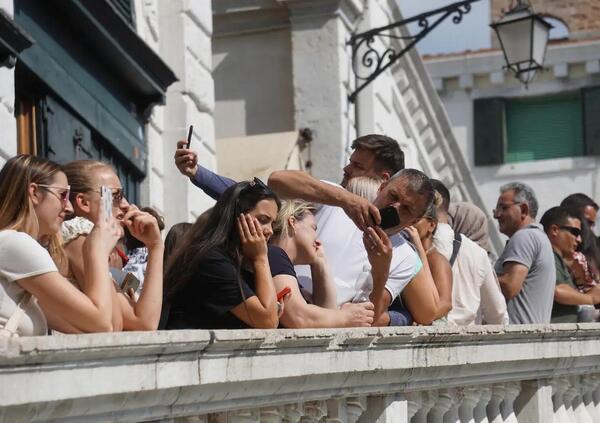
[0,230,57,336]
[550,251,579,323]
[166,248,256,329]
[494,223,555,324]
[295,196,421,308]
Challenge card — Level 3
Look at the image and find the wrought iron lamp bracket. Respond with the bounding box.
[347,0,480,103]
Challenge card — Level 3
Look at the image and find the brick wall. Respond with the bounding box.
[492,0,600,38]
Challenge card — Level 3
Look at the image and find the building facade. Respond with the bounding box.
[0,0,485,234]
[424,0,600,246]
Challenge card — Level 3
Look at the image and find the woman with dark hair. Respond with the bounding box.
[163,179,281,329]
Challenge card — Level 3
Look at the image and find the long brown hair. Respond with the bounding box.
[0,155,67,266]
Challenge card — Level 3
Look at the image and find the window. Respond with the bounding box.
[474,87,600,165]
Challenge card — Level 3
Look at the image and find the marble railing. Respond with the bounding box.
[1,324,600,422]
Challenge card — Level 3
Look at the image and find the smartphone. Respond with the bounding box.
[378,206,400,230]
[186,125,194,149]
[276,286,291,302]
[109,268,141,293]
[100,186,112,221]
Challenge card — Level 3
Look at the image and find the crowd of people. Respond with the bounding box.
[1,133,599,337]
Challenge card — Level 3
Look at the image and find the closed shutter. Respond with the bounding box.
[583,86,600,156]
[505,93,583,162]
[474,98,505,166]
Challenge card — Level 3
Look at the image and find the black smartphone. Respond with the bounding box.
[378,206,400,230]
[186,125,194,148]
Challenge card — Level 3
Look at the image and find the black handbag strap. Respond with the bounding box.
[449,231,462,267]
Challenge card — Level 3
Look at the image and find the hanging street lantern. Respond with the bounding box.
[490,0,552,85]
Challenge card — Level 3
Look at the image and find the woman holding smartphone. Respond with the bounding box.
[0,155,121,336]
[59,160,164,331]
[163,179,281,329]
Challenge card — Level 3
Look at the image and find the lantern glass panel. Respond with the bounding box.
[495,10,533,66]
[532,17,551,65]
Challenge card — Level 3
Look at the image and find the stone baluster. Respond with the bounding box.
[325,398,347,423]
[473,386,491,423]
[282,402,305,423]
[499,381,521,423]
[301,400,328,423]
[346,396,367,423]
[584,374,600,421]
[443,388,462,423]
[261,406,284,423]
[406,391,424,422]
[227,409,261,423]
[174,416,209,423]
[562,378,579,423]
[428,389,454,423]
[551,377,572,423]
[413,390,437,423]
[459,386,482,423]
[486,384,506,423]
[571,375,594,423]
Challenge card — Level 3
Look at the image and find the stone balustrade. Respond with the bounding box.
[1,324,600,422]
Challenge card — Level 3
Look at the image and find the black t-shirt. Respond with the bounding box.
[166,245,297,330]
[166,248,256,329]
[268,245,297,279]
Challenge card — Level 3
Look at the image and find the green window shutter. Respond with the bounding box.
[583,86,600,156]
[505,93,583,163]
[474,98,505,166]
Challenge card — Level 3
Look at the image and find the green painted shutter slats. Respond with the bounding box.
[583,86,600,156]
[474,98,505,166]
[505,93,583,162]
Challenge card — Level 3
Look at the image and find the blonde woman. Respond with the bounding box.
[269,200,374,328]
[60,160,164,331]
[0,155,121,336]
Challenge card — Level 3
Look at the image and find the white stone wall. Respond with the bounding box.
[0,0,16,168]
[425,41,600,234]
[151,0,216,227]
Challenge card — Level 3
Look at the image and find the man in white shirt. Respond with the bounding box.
[269,167,440,325]
[430,180,508,325]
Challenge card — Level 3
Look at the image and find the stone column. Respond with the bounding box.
[514,379,553,423]
[282,402,305,423]
[442,389,461,423]
[563,379,579,422]
[287,0,360,182]
[406,391,424,422]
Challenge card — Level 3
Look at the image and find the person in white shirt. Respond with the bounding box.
[269,168,441,325]
[0,155,122,336]
[430,180,508,325]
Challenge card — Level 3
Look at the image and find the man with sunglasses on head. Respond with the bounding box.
[493,182,554,324]
[540,207,600,323]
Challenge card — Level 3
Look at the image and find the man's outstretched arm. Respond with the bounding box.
[268,170,380,230]
[174,140,235,200]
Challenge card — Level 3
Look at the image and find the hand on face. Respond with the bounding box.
[175,140,199,179]
[121,205,163,249]
[237,213,268,262]
[362,226,392,274]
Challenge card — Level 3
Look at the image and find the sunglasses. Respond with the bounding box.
[37,184,71,205]
[89,187,125,206]
[559,225,581,238]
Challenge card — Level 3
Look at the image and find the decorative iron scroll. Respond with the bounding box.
[347,0,480,103]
